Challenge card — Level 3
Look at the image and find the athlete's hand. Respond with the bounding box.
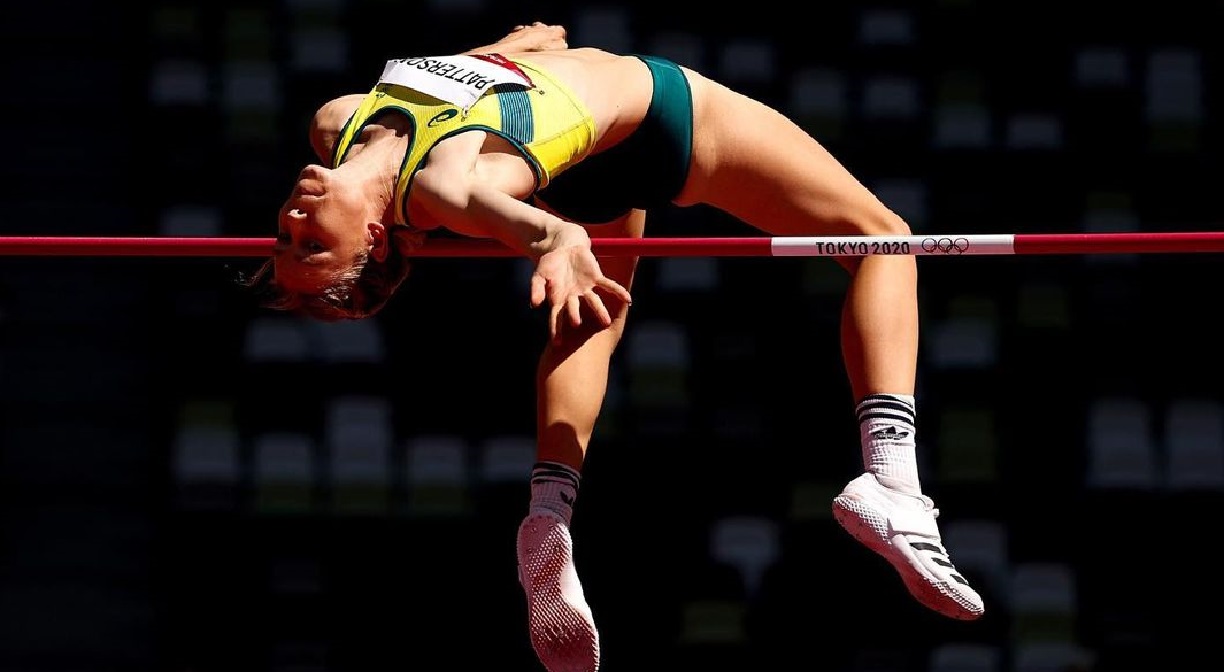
[530,240,632,342]
[504,22,568,51]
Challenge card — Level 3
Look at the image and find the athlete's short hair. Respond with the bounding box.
[245,226,422,321]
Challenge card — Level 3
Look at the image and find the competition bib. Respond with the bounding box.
[378,54,534,109]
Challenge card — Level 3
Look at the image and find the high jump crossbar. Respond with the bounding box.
[1,232,1223,257]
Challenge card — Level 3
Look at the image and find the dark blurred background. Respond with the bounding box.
[2,1,1223,671]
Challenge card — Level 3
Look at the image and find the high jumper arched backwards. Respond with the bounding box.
[250,20,983,672]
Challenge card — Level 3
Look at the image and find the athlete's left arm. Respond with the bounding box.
[462,22,568,55]
[308,94,366,163]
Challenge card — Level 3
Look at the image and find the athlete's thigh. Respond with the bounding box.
[681,75,902,236]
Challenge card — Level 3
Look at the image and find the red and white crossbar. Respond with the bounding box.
[0,232,1222,257]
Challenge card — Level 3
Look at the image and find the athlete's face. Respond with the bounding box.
[274,165,380,293]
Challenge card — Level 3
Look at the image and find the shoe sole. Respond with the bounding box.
[520,518,601,672]
[832,494,983,621]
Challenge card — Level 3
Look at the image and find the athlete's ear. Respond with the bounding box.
[368,222,389,262]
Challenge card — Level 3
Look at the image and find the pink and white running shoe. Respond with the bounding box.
[517,512,600,672]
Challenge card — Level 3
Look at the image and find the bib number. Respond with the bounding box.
[378,54,534,109]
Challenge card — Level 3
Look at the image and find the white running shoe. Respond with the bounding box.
[832,472,985,620]
[516,512,600,672]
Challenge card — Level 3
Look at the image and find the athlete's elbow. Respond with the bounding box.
[414,167,473,214]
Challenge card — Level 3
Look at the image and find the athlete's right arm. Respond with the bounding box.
[412,132,633,337]
[414,163,590,260]
[410,131,582,258]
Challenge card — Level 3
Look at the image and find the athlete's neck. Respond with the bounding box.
[332,131,409,225]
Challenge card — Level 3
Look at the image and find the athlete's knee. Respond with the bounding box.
[835,210,913,274]
[854,207,911,237]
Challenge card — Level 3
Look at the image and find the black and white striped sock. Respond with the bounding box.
[856,393,921,492]
[529,461,580,525]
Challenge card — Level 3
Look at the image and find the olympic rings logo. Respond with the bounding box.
[921,237,970,254]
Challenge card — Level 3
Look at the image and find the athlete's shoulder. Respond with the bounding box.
[312,94,366,133]
[309,94,367,163]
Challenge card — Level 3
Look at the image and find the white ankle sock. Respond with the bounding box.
[529,461,580,525]
[856,393,921,492]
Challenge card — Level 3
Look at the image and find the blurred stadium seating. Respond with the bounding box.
[1,1,1221,670]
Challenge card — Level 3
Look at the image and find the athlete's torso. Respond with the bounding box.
[329,50,660,227]
[499,48,657,151]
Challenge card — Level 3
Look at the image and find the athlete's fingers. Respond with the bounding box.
[585,292,613,327]
[598,276,633,305]
[530,274,546,308]
[548,300,562,341]
[566,294,583,327]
